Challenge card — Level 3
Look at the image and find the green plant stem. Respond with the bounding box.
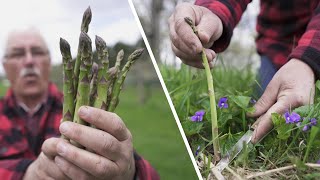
[106,50,124,110]
[74,6,92,94]
[201,49,221,161]
[93,35,109,110]
[60,38,75,140]
[89,63,99,106]
[184,17,220,161]
[73,32,92,127]
[108,48,144,112]
[106,67,118,110]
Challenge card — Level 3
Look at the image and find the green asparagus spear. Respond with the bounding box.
[60,38,75,140]
[106,50,124,108]
[74,7,92,94]
[73,32,92,126]
[93,35,109,110]
[89,63,99,106]
[105,67,118,111]
[81,7,92,33]
[108,48,144,112]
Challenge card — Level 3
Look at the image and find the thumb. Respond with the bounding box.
[197,12,223,47]
[249,78,279,118]
[251,94,300,143]
[251,99,287,143]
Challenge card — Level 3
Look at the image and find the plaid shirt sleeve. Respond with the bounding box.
[134,152,160,180]
[195,0,251,52]
[288,2,320,79]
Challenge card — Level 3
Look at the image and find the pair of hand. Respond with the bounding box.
[169,3,315,143]
[23,106,135,180]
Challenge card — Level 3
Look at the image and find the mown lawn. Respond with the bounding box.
[115,86,198,180]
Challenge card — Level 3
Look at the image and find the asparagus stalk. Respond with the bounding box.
[73,32,92,126]
[60,38,75,139]
[105,67,118,111]
[74,7,92,94]
[106,50,124,109]
[108,48,144,112]
[184,17,221,161]
[89,63,99,106]
[81,7,92,33]
[93,35,109,110]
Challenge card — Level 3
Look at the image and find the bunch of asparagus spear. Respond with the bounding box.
[59,7,144,143]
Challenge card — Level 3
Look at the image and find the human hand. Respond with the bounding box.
[23,138,70,180]
[30,106,135,180]
[249,59,315,143]
[168,2,223,68]
[56,106,135,180]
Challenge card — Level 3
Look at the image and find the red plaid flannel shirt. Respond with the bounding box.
[0,83,159,180]
[196,0,320,79]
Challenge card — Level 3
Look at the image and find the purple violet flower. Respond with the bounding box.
[195,145,201,156]
[317,159,320,164]
[250,98,257,104]
[218,97,228,109]
[284,111,301,124]
[310,118,317,126]
[190,110,205,122]
[302,125,309,132]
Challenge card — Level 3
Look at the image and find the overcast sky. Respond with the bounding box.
[0,0,141,75]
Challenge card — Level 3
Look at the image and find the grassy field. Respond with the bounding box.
[161,64,320,179]
[116,86,197,179]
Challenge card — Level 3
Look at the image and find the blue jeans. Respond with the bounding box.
[256,56,277,98]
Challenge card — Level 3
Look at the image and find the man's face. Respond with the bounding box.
[2,32,51,98]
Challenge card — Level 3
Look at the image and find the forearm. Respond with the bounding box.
[288,2,320,79]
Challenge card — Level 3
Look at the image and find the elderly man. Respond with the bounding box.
[0,28,159,180]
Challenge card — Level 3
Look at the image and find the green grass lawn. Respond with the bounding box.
[0,83,8,97]
[116,86,198,179]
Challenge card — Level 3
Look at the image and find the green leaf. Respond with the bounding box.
[230,95,251,109]
[304,126,319,162]
[182,120,203,136]
[316,80,320,91]
[290,156,307,170]
[293,105,313,117]
[271,113,293,140]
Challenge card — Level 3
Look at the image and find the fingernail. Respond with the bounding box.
[79,106,89,117]
[57,142,67,155]
[59,122,69,134]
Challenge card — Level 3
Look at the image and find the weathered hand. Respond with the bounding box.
[56,106,135,180]
[250,59,315,143]
[23,138,70,180]
[169,2,223,68]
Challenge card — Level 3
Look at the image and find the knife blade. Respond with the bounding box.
[214,128,254,172]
